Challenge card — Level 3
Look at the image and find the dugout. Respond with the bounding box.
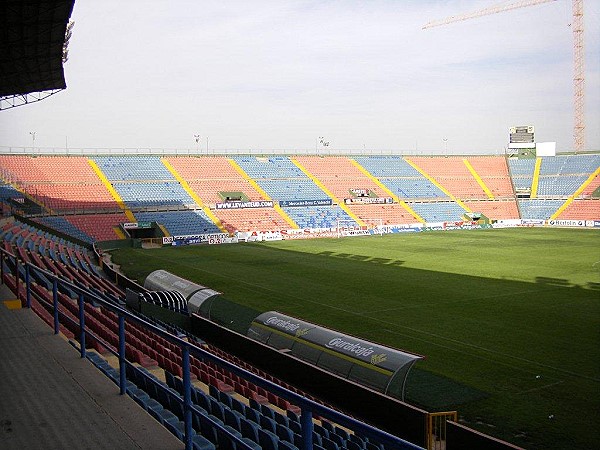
[144,269,221,316]
[247,311,423,400]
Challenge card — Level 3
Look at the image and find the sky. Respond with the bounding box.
[1,0,599,154]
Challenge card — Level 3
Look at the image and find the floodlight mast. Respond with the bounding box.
[423,0,585,153]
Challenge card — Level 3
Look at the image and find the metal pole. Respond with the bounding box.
[300,407,313,450]
[182,346,193,450]
[25,264,31,308]
[15,257,20,300]
[118,315,126,395]
[52,278,59,334]
[78,293,86,358]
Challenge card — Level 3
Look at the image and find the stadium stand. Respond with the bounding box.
[507,158,536,191]
[134,210,221,236]
[164,156,293,232]
[461,200,519,220]
[463,156,515,198]
[406,157,488,199]
[556,199,600,220]
[92,156,176,181]
[0,153,599,241]
[0,155,118,212]
[64,213,129,241]
[352,156,448,201]
[537,154,600,197]
[518,199,565,220]
[409,201,467,222]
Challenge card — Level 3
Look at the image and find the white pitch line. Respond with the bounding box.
[517,380,565,395]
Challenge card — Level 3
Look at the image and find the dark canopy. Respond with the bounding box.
[0,0,75,108]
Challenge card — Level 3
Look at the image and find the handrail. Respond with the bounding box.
[0,246,424,450]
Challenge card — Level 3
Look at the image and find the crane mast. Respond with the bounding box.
[572,0,585,152]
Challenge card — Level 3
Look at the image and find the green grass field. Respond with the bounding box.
[111,228,600,450]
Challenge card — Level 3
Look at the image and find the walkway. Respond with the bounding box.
[0,283,182,450]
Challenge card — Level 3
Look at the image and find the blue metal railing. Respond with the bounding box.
[0,246,424,450]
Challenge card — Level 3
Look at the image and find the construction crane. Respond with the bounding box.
[423,0,585,153]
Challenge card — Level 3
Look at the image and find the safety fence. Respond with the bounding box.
[0,246,424,450]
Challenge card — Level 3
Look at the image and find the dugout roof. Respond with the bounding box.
[248,311,423,399]
[0,0,75,109]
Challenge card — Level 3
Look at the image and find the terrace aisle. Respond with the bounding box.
[0,284,181,450]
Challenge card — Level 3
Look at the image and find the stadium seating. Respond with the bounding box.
[408,202,467,222]
[518,199,564,219]
[92,156,175,181]
[406,157,488,199]
[282,205,355,229]
[1,153,599,244]
[507,158,536,190]
[461,200,519,220]
[134,210,221,235]
[352,156,447,200]
[464,156,514,198]
[555,199,600,220]
[216,208,290,233]
[63,213,128,241]
[232,156,305,179]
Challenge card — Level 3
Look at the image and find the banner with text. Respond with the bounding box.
[279,199,332,208]
[344,197,393,205]
[215,201,274,209]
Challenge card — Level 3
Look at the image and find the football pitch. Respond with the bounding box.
[111,227,600,450]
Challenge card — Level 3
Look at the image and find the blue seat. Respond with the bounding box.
[260,403,276,420]
[346,440,364,450]
[288,420,302,434]
[216,424,243,450]
[275,422,294,443]
[197,414,222,446]
[244,406,260,424]
[224,408,243,431]
[209,398,225,421]
[321,436,340,450]
[218,390,234,409]
[231,397,246,415]
[349,434,366,448]
[258,428,279,450]
[239,416,260,442]
[138,396,164,416]
[273,411,290,427]
[328,432,346,448]
[193,387,211,412]
[149,407,179,427]
[314,423,330,439]
[334,426,351,442]
[236,438,261,450]
[260,415,277,433]
[278,441,299,450]
[165,419,194,440]
[321,420,335,434]
[192,434,216,450]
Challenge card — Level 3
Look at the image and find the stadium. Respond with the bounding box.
[1,2,599,450]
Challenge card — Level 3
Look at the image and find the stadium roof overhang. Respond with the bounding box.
[248,311,423,400]
[0,0,75,110]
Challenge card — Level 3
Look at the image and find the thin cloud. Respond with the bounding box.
[1,0,598,153]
